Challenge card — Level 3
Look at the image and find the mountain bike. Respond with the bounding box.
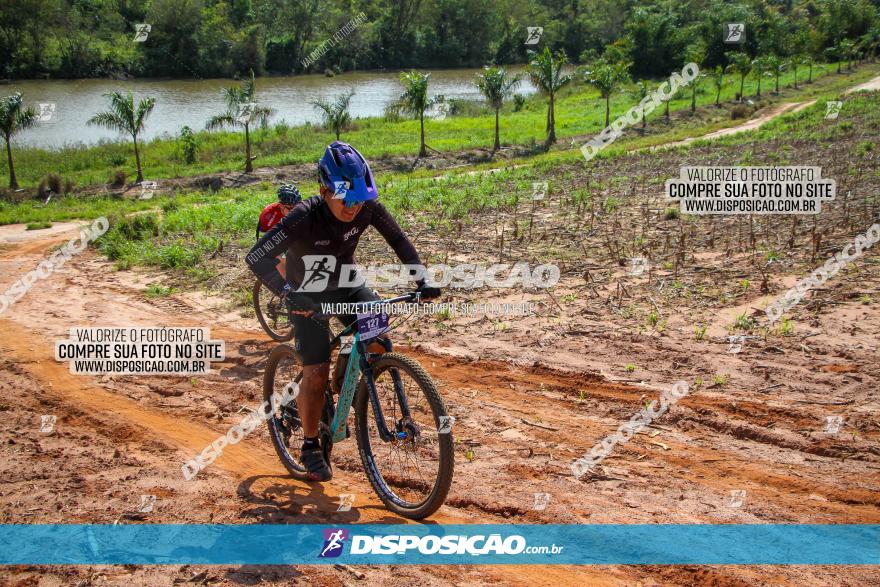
[262,291,454,519]
[253,279,294,341]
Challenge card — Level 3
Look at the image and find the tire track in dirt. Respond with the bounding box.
[0,233,640,585]
[407,352,880,522]
[414,352,877,463]
[0,319,637,586]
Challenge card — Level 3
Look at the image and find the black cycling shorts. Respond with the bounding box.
[291,287,380,366]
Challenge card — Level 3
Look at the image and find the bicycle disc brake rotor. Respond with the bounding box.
[267,299,281,320]
[278,402,300,445]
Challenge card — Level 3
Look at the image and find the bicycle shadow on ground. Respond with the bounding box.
[237,474,431,525]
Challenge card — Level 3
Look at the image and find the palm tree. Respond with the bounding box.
[0,93,38,190]
[800,54,815,83]
[710,65,725,106]
[827,42,844,73]
[839,39,856,71]
[726,52,752,101]
[88,90,156,183]
[688,70,707,112]
[789,58,799,89]
[766,55,785,93]
[629,81,650,129]
[475,66,522,151]
[663,82,677,121]
[751,56,772,97]
[207,71,273,173]
[582,59,630,126]
[312,89,355,140]
[528,47,572,147]
[684,45,706,112]
[399,71,431,157]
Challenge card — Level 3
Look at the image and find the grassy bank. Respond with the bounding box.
[49,91,877,288]
[4,62,872,190]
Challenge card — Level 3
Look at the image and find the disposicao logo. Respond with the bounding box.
[319,528,348,558]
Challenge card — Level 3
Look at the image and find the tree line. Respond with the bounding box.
[1,0,878,80]
[2,32,874,191]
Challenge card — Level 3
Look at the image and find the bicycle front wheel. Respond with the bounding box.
[354,352,454,519]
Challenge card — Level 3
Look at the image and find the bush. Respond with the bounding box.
[47,173,62,194]
[383,102,403,122]
[107,152,126,166]
[664,206,680,220]
[37,173,64,199]
[161,200,180,214]
[109,169,127,187]
[157,242,200,268]
[274,120,290,137]
[731,104,751,120]
[115,213,160,241]
[37,178,50,200]
[446,98,487,117]
[179,126,198,165]
[513,94,526,112]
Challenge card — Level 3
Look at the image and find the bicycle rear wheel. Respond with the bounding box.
[253,280,294,341]
[263,344,308,479]
[354,352,454,519]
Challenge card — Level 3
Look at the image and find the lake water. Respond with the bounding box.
[4,68,537,150]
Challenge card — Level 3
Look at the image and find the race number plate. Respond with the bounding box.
[356,312,389,341]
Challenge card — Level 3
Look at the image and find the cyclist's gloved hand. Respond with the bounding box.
[416,281,441,300]
[284,289,317,314]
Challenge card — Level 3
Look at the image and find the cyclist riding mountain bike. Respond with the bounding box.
[257,184,302,281]
[246,141,440,482]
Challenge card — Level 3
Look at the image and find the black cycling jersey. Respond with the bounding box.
[245,195,421,294]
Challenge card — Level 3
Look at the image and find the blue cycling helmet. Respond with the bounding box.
[318,141,378,207]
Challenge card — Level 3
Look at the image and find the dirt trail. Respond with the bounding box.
[2,213,878,586]
[648,101,815,151]
[0,224,638,586]
[846,75,880,93]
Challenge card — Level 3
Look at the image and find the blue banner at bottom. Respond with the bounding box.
[0,524,877,565]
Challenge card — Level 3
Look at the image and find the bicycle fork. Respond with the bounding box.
[364,340,415,444]
[329,334,413,444]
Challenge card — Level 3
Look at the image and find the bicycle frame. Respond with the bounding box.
[325,293,417,443]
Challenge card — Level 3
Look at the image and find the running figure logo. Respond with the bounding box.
[724,23,745,43]
[298,255,337,292]
[525,27,543,45]
[319,528,348,558]
[133,23,151,43]
[37,103,56,122]
[333,180,348,199]
[825,101,843,120]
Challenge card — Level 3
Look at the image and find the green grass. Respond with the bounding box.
[2,68,878,291]
[1,61,868,191]
[144,283,177,298]
[25,221,52,230]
